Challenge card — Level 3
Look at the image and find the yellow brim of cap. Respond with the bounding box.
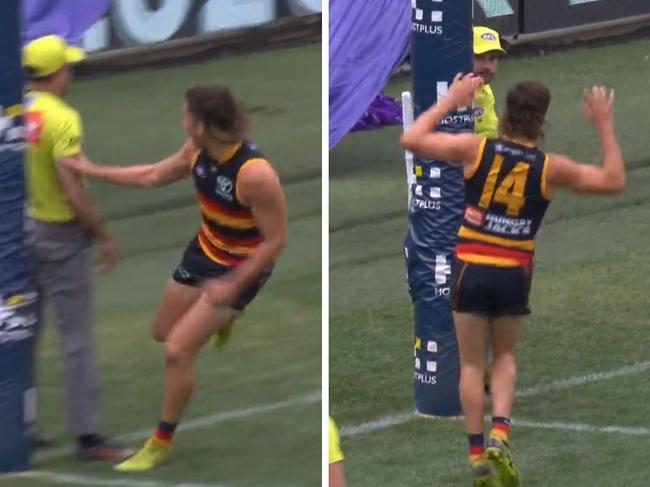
[65,46,86,64]
[474,45,507,55]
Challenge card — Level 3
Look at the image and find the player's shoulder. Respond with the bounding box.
[237,150,279,198]
[239,157,276,183]
[241,141,268,160]
[235,145,280,203]
[240,141,274,172]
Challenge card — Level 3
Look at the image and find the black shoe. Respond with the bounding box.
[29,432,56,449]
[77,435,133,462]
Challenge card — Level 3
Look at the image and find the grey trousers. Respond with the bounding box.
[26,219,100,436]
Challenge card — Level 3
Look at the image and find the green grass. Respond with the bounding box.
[17,43,321,487]
[330,39,650,486]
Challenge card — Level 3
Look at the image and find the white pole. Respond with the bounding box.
[401,90,415,207]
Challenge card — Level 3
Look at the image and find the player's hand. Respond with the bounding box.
[446,73,484,108]
[98,234,119,274]
[583,86,615,127]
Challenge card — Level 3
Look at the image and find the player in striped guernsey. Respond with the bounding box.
[402,75,625,487]
[63,85,287,471]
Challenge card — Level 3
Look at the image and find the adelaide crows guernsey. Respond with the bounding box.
[191,141,268,267]
[456,138,552,267]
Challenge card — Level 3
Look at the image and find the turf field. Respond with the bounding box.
[12,43,321,487]
[330,39,650,486]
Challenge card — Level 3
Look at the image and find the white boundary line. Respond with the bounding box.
[340,361,650,438]
[6,470,228,487]
[36,390,321,462]
[341,414,650,439]
[340,413,415,437]
[512,418,650,436]
[515,361,650,398]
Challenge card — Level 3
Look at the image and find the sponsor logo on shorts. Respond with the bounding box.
[174,265,194,280]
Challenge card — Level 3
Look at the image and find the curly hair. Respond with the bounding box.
[499,81,551,141]
[185,85,249,140]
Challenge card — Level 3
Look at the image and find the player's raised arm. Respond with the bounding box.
[61,139,195,188]
[400,73,485,169]
[547,86,625,194]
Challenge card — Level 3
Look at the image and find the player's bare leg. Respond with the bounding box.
[116,290,233,472]
[161,294,233,423]
[485,315,522,487]
[151,279,202,343]
[490,317,521,419]
[455,312,490,438]
[454,312,499,486]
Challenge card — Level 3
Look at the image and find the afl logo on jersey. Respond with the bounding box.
[216,175,234,201]
[195,164,206,178]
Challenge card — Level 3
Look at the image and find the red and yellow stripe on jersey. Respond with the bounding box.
[456,225,534,267]
[191,142,267,267]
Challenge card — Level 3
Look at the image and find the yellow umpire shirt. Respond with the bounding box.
[474,84,498,139]
[329,417,344,464]
[24,90,83,222]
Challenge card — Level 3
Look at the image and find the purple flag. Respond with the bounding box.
[350,92,403,132]
[22,0,110,44]
[329,0,411,149]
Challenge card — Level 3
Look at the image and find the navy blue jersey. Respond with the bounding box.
[191,141,268,267]
[456,138,552,267]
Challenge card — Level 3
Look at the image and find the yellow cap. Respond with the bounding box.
[23,35,86,78]
[473,26,506,55]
